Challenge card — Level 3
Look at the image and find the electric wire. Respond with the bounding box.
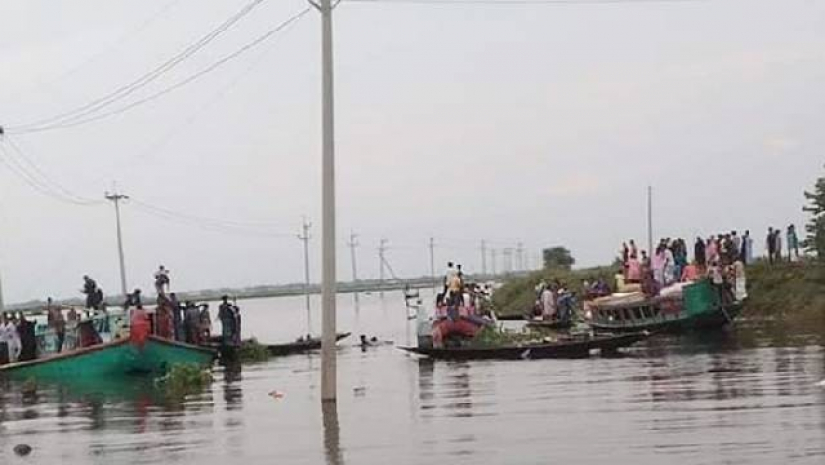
[0,137,102,206]
[6,0,269,133]
[10,6,312,134]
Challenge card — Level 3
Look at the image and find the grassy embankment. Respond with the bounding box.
[492,261,825,327]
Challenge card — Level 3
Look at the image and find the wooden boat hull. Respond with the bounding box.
[0,336,215,380]
[590,302,742,334]
[525,319,574,331]
[399,332,648,360]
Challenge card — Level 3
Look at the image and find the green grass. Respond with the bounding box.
[156,363,213,399]
[493,261,825,330]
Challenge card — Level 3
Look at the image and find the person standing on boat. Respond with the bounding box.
[183,301,201,345]
[232,302,242,346]
[16,313,36,362]
[154,265,171,296]
[82,276,98,309]
[1,314,21,363]
[218,296,236,346]
[199,304,212,342]
[169,292,184,341]
[0,314,11,364]
[46,298,66,353]
[694,237,706,269]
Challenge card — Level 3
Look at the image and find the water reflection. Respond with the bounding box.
[322,401,344,465]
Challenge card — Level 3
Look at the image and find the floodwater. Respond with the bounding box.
[1,291,823,464]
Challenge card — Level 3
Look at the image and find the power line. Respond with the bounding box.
[347,0,704,5]
[6,0,269,133]
[0,137,101,206]
[10,6,312,134]
[128,197,293,237]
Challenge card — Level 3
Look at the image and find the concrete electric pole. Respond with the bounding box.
[298,217,312,336]
[104,191,129,297]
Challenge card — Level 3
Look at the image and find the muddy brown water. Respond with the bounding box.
[1,292,823,464]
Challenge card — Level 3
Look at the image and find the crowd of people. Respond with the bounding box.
[436,262,493,315]
[134,266,242,347]
[1,264,244,365]
[766,224,801,264]
[533,280,576,322]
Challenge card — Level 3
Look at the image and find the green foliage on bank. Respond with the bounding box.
[741,261,825,323]
[492,265,618,317]
[493,260,825,326]
[803,166,825,260]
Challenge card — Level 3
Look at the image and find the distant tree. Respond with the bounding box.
[803,166,825,260]
[543,247,575,270]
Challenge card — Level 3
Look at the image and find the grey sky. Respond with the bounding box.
[0,0,822,303]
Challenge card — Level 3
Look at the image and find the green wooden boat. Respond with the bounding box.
[588,279,743,334]
[0,336,215,380]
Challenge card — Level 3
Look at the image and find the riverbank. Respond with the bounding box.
[492,261,825,330]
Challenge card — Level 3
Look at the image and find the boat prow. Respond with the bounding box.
[0,336,215,380]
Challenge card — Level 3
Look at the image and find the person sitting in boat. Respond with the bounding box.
[681,261,700,282]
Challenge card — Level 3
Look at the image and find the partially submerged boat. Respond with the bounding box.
[588,279,743,333]
[0,335,215,380]
[400,332,648,360]
[265,332,352,356]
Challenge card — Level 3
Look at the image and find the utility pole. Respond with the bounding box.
[491,248,497,277]
[104,191,129,296]
[312,0,338,403]
[480,240,487,276]
[0,266,5,313]
[647,185,653,257]
[516,242,524,272]
[347,232,359,308]
[298,217,312,335]
[429,237,436,293]
[378,238,388,298]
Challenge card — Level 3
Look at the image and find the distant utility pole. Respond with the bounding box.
[0,266,5,313]
[491,248,497,277]
[516,242,524,271]
[104,191,129,296]
[378,238,388,298]
[480,240,487,276]
[503,248,513,274]
[298,218,312,335]
[347,232,359,308]
[429,237,436,292]
[647,185,654,256]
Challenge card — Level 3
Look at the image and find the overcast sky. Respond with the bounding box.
[0,0,822,303]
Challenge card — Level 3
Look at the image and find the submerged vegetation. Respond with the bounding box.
[471,325,550,347]
[157,363,213,399]
[237,338,270,362]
